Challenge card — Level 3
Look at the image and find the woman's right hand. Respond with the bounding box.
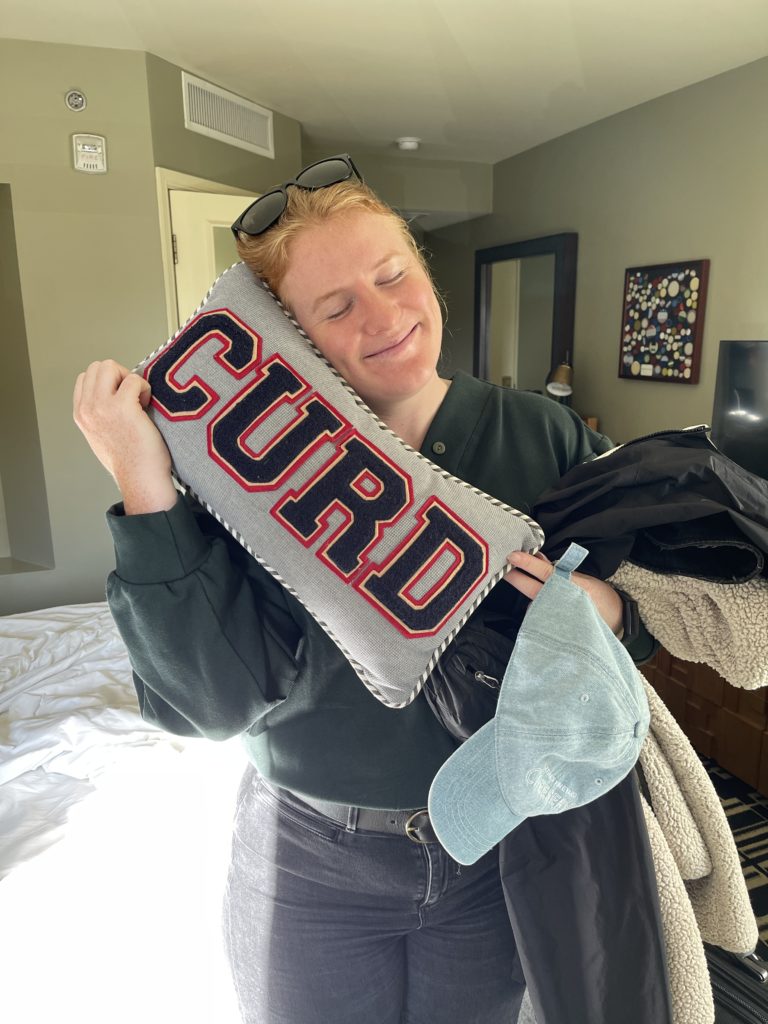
[73,360,178,514]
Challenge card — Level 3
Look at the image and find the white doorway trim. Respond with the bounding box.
[155,167,255,336]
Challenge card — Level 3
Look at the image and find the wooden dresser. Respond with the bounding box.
[641,648,768,794]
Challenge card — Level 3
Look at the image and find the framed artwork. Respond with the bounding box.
[618,259,709,383]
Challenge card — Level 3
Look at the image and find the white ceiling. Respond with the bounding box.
[5,0,768,163]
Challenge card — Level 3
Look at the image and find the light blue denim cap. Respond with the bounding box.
[428,542,651,866]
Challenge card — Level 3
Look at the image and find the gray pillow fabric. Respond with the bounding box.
[135,262,544,708]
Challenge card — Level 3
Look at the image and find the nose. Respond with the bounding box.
[360,287,400,336]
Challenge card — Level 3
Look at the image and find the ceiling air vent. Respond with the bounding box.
[181,71,274,158]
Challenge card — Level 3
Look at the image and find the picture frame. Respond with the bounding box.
[618,259,710,383]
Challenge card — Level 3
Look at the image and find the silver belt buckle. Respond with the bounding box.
[405,809,432,843]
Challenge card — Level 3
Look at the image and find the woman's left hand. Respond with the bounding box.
[505,550,624,636]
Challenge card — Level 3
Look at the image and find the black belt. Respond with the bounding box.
[286,788,439,844]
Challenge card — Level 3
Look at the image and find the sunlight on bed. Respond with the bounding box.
[0,603,245,1024]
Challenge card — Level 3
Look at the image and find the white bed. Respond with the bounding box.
[0,602,244,1024]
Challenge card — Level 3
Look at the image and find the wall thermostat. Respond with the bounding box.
[72,134,107,174]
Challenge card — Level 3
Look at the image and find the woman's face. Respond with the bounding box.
[279,211,443,413]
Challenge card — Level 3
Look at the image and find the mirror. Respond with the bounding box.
[473,233,578,393]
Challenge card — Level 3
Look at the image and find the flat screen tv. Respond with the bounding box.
[711,340,768,482]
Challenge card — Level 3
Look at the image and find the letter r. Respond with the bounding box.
[274,434,411,578]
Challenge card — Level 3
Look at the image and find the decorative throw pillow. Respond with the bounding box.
[135,263,543,708]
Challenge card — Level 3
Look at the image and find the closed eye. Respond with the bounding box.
[326,301,352,321]
[325,269,405,320]
[379,270,405,286]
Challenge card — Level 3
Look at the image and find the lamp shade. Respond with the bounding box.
[546,362,573,397]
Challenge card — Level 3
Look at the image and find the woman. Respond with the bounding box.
[73,155,631,1024]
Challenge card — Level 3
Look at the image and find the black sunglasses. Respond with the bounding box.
[231,154,363,238]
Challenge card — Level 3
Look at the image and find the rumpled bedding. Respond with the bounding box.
[0,601,244,1024]
[0,602,188,875]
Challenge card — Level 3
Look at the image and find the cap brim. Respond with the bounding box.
[428,718,524,866]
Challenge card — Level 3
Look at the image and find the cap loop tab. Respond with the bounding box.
[554,542,589,578]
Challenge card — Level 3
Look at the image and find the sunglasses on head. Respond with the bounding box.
[231,154,363,238]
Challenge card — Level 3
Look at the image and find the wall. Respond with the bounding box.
[146,54,302,191]
[427,57,768,443]
[301,139,492,230]
[0,183,54,574]
[0,40,166,614]
[0,39,303,614]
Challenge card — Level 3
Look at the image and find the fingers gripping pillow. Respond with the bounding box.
[135,263,544,708]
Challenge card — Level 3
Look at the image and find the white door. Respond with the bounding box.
[169,190,256,326]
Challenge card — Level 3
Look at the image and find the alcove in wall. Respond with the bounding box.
[0,184,55,574]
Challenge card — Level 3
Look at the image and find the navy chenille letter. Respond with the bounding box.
[359,501,486,635]
[210,360,344,489]
[277,436,409,577]
[148,311,259,418]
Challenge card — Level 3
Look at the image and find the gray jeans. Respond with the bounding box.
[222,766,526,1024]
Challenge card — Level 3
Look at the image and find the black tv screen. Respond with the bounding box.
[711,340,768,481]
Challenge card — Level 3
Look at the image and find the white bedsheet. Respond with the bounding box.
[0,602,244,1024]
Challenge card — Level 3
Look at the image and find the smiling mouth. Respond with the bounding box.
[365,325,417,359]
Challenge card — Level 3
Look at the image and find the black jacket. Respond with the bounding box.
[531,426,768,582]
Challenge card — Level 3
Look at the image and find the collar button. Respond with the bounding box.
[431,441,446,455]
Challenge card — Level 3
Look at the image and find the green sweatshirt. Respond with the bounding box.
[107,371,650,809]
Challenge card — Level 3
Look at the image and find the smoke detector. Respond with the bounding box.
[65,89,87,112]
[396,137,420,151]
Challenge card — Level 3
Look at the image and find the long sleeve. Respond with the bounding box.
[106,493,304,740]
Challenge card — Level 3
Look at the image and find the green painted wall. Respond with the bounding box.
[0,183,54,573]
[301,139,492,225]
[427,57,768,443]
[0,39,301,613]
[146,54,302,189]
[0,39,166,613]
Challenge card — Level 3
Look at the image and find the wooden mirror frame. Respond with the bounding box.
[473,232,578,383]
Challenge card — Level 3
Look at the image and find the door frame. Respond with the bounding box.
[155,167,255,336]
